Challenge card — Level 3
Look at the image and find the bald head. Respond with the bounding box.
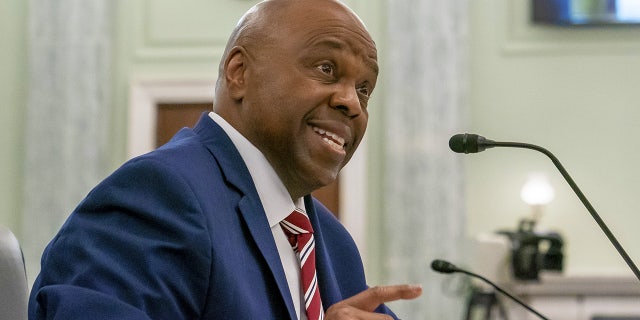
[224,0,369,55]
[215,0,375,96]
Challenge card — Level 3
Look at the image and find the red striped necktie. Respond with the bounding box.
[280,208,324,320]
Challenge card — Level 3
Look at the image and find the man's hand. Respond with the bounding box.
[325,284,423,319]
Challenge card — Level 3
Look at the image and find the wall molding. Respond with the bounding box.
[127,78,215,158]
[131,0,254,61]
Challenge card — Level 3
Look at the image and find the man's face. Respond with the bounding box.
[237,1,378,198]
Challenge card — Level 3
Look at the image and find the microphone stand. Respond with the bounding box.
[486,140,640,282]
[431,259,549,320]
[457,267,548,320]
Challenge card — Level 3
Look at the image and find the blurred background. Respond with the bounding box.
[2,0,640,319]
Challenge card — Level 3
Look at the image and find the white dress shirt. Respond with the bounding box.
[208,112,307,320]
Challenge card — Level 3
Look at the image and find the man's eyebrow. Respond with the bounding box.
[307,38,345,50]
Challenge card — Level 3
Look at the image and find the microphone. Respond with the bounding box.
[431,259,458,274]
[449,133,640,282]
[431,259,549,320]
[449,133,496,154]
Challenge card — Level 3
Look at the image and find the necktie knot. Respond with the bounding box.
[280,208,314,235]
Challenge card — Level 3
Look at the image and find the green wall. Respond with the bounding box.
[468,0,640,274]
[4,0,640,279]
[0,0,27,237]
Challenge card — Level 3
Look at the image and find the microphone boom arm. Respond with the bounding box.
[458,268,549,320]
[431,259,549,319]
[489,140,640,282]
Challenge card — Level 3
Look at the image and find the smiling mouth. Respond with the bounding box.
[312,126,346,151]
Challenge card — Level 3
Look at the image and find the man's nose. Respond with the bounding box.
[330,83,362,117]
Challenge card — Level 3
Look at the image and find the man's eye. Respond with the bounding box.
[357,86,370,97]
[317,63,334,75]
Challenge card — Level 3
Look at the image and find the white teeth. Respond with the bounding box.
[312,126,345,149]
[322,137,343,150]
[329,132,341,143]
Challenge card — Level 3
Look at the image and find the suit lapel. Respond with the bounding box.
[191,113,298,319]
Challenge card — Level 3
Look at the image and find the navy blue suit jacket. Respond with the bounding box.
[29,114,396,319]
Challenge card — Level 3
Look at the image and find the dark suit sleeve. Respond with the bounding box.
[32,285,152,320]
[29,158,212,320]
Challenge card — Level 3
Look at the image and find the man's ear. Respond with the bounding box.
[224,46,248,101]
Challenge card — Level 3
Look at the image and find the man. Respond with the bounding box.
[28,0,422,319]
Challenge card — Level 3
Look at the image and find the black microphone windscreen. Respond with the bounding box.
[430,259,458,274]
[449,134,468,153]
[449,133,494,154]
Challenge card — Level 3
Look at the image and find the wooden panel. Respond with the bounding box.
[155,103,339,217]
[156,102,212,147]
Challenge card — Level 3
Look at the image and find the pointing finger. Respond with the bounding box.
[344,284,423,311]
